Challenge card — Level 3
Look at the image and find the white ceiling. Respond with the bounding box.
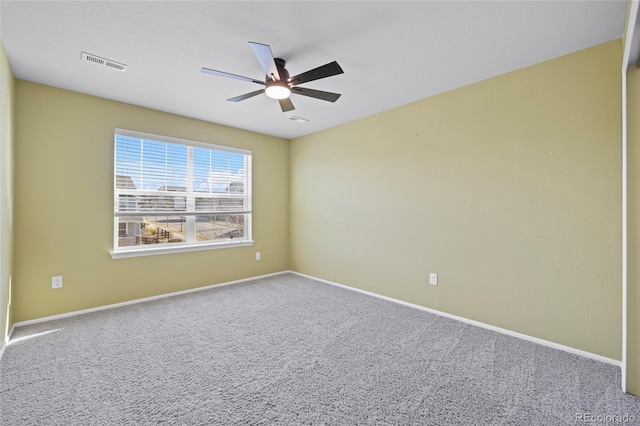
[0,1,627,140]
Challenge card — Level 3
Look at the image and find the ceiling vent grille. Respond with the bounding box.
[81,52,127,72]
[288,115,309,123]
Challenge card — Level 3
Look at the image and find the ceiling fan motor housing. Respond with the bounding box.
[273,58,289,82]
[264,58,292,99]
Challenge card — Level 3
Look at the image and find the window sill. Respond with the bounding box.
[110,240,254,259]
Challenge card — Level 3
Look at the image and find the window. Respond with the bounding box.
[112,129,252,258]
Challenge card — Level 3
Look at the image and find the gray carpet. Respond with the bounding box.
[0,273,638,425]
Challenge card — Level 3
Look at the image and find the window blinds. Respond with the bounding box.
[114,130,251,217]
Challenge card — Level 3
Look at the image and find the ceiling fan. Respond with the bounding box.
[201,41,344,112]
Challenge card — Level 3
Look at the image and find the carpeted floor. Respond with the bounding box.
[0,273,638,425]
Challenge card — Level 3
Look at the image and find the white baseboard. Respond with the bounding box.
[0,324,15,362]
[290,271,621,368]
[12,271,290,328]
[7,269,621,368]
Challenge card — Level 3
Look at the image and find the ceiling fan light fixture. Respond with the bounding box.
[265,82,291,99]
[201,41,344,112]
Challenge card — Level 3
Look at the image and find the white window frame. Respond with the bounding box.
[110,129,253,259]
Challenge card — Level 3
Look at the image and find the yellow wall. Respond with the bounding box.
[290,40,622,360]
[13,81,289,322]
[627,64,640,394]
[9,40,625,364]
[0,40,15,347]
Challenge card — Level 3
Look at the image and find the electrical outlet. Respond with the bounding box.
[429,273,438,286]
[52,276,63,289]
[256,252,261,261]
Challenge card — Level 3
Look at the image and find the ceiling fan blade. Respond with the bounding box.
[279,97,295,112]
[201,67,265,85]
[228,89,265,102]
[249,42,281,81]
[288,61,344,86]
[291,87,341,103]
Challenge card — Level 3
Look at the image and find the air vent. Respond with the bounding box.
[288,115,309,123]
[81,52,127,72]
